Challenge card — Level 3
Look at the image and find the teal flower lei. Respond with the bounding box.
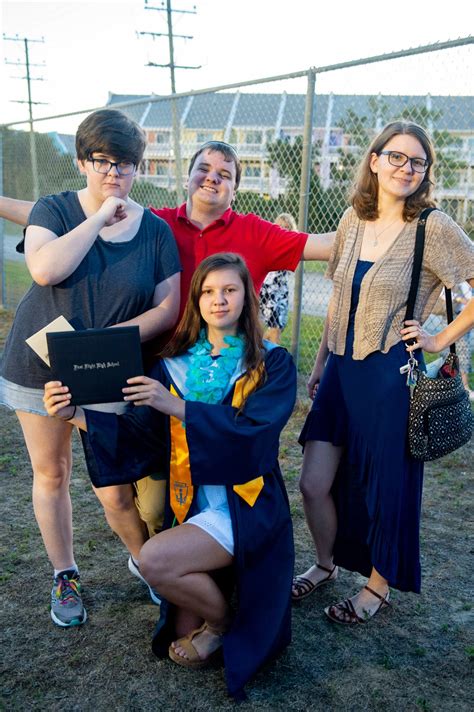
[185,330,244,404]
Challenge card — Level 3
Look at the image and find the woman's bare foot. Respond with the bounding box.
[292,562,338,601]
[325,584,390,624]
[170,623,223,663]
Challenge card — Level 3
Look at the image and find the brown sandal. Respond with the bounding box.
[168,622,224,670]
[324,585,391,625]
[292,563,337,602]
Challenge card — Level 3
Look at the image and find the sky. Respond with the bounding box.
[1,0,472,133]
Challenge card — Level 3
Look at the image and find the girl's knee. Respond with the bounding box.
[33,460,71,490]
[139,538,175,587]
[299,473,329,501]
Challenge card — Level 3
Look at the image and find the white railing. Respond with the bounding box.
[138,172,289,195]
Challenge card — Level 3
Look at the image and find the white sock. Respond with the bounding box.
[54,563,78,577]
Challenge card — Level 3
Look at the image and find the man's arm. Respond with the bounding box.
[303,232,336,262]
[0,196,33,226]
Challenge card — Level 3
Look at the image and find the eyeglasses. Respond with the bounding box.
[379,150,429,173]
[87,156,136,176]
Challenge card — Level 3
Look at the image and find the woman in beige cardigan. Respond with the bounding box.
[292,121,474,623]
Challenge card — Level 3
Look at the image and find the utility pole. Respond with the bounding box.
[139,1,200,203]
[4,34,46,200]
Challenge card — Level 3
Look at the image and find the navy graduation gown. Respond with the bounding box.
[83,345,297,700]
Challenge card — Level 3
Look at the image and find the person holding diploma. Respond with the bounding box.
[44,252,296,700]
[0,109,181,627]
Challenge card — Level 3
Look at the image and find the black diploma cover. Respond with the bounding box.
[46,326,143,405]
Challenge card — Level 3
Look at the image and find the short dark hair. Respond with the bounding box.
[75,109,147,165]
[188,141,242,189]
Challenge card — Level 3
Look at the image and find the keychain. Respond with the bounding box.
[400,355,418,396]
[407,355,418,388]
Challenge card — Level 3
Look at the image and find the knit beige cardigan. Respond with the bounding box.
[326,207,474,360]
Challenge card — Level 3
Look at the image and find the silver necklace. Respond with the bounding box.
[371,219,401,247]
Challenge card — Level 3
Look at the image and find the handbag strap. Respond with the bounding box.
[444,289,456,354]
[404,207,456,355]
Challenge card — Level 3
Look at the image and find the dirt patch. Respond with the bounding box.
[0,308,472,711]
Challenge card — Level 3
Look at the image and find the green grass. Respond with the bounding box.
[281,312,325,373]
[0,307,473,711]
[2,259,31,305]
[303,260,327,274]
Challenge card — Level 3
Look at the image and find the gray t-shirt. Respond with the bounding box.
[2,191,181,388]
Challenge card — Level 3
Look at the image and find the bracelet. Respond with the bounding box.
[60,405,77,422]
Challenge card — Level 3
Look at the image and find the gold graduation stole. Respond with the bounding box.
[168,384,193,524]
[168,367,264,524]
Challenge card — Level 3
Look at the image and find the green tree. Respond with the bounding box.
[129,180,178,209]
[333,101,468,199]
[398,106,467,190]
[367,96,391,128]
[2,128,83,199]
[233,191,286,222]
[267,136,347,233]
[334,109,371,183]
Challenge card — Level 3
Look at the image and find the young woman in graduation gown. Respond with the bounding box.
[44,252,297,700]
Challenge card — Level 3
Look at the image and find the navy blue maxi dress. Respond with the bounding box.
[299,260,424,593]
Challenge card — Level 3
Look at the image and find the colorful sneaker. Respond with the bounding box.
[128,556,161,605]
[50,569,87,627]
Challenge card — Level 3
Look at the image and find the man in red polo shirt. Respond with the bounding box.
[0,140,333,318]
[150,140,333,320]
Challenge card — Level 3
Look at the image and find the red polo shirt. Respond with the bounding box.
[151,203,308,319]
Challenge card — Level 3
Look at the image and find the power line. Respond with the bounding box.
[140,0,201,89]
[4,34,46,199]
[138,1,200,202]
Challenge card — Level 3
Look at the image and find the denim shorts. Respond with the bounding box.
[0,376,48,416]
[0,376,129,417]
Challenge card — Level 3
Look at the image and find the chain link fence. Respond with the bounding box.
[1,38,473,372]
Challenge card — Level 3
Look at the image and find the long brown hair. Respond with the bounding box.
[161,253,265,391]
[351,121,436,222]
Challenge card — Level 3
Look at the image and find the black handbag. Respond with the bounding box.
[405,208,473,461]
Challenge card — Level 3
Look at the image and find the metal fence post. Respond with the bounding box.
[0,128,5,309]
[290,67,316,367]
[171,96,184,204]
[24,39,40,200]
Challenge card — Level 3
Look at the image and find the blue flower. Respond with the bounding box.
[185,331,245,405]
